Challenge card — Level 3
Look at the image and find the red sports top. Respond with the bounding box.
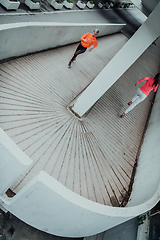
[80,32,98,48]
[137,76,159,96]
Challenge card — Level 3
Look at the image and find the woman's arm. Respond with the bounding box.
[135,77,149,86]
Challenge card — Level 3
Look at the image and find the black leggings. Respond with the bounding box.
[70,43,87,62]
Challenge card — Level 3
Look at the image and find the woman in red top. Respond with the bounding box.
[68,29,99,68]
[121,73,160,118]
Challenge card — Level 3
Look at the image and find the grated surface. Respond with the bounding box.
[0,33,159,206]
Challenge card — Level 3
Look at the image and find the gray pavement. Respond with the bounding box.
[0,208,82,240]
[103,218,138,240]
[0,0,146,39]
[0,0,133,16]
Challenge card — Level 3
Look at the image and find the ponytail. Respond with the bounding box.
[153,73,160,87]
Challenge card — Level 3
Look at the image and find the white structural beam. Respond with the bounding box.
[69,2,160,118]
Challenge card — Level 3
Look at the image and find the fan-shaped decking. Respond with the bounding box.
[0,33,155,206]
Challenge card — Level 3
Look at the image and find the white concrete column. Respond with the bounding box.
[69,2,160,118]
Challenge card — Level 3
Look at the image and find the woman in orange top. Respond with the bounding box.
[68,29,99,68]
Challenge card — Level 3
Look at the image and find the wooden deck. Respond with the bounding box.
[0,33,159,206]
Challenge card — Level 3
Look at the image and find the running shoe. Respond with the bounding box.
[128,101,132,105]
[68,61,72,68]
[120,113,125,118]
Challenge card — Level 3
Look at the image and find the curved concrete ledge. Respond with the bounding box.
[0,22,125,61]
[0,170,160,237]
[127,88,160,207]
[0,128,32,195]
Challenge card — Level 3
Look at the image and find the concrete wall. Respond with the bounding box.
[127,87,160,207]
[142,0,159,12]
[0,22,125,61]
[0,128,32,195]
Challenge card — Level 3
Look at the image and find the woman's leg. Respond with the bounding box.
[131,92,139,103]
[125,89,147,114]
